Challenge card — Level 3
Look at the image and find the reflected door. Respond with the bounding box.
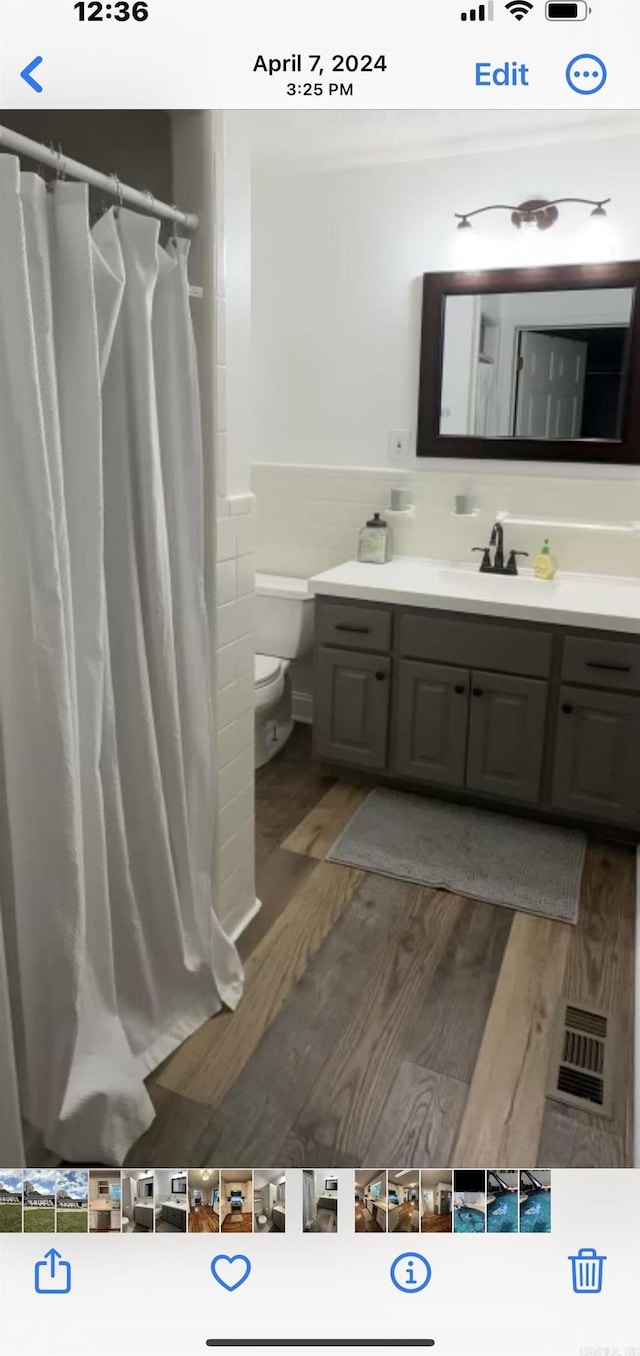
[514,330,587,438]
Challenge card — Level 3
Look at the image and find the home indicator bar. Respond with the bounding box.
[206,1343,436,1349]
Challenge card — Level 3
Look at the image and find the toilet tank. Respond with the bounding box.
[255,573,314,660]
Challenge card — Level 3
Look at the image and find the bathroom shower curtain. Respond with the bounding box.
[0,156,243,1165]
[302,1172,316,1230]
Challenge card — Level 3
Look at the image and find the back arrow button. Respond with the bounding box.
[21,57,44,93]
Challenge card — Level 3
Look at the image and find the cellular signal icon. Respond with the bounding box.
[461,1,494,16]
[506,0,534,17]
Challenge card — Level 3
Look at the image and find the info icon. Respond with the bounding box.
[390,1252,432,1294]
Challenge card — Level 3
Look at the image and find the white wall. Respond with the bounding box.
[155,1169,187,1202]
[250,125,640,586]
[251,128,640,470]
[315,1170,337,1200]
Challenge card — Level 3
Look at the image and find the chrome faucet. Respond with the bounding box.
[472,521,529,576]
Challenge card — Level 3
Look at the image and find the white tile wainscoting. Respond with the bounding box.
[213,494,257,941]
[252,462,640,582]
[208,112,258,943]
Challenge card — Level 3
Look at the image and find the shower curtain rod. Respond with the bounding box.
[0,124,199,230]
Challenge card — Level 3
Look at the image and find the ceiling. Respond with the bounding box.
[221,1169,252,1184]
[247,110,640,174]
[355,1169,385,1188]
[389,1171,420,1189]
[420,1170,452,1191]
[189,1169,219,1189]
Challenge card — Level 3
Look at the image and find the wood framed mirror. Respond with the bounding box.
[417,261,640,464]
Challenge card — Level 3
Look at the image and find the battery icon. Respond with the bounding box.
[546,1,591,17]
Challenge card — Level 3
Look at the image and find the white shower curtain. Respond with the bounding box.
[0,156,243,1165]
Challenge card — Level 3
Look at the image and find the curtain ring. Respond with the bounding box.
[44,141,59,190]
[110,172,125,213]
[169,206,183,247]
[55,144,67,181]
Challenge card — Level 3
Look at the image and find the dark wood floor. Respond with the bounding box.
[188,1206,219,1233]
[130,725,636,1169]
[392,1202,419,1233]
[305,1207,337,1233]
[421,1213,452,1233]
[355,1204,383,1232]
[221,1212,252,1232]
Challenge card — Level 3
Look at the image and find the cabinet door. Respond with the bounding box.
[393,659,469,786]
[314,647,390,770]
[466,670,547,804]
[551,684,640,824]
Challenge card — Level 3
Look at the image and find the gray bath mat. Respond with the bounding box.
[327,788,586,924]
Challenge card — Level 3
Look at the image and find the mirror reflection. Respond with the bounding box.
[439,287,634,440]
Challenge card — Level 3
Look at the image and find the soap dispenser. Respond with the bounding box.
[533,538,558,581]
[358,512,392,564]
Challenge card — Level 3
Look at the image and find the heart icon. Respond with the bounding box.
[211,1254,252,1292]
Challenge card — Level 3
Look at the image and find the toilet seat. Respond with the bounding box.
[255,654,282,689]
[254,653,286,713]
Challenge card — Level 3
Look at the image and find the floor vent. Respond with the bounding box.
[547,1001,613,1119]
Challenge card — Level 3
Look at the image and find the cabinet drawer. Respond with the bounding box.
[561,634,640,692]
[398,612,551,678]
[316,599,391,653]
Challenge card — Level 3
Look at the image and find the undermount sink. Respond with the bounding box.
[435,568,556,600]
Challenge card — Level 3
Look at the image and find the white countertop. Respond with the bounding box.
[310,558,640,634]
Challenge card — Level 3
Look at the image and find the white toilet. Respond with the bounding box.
[254,572,314,768]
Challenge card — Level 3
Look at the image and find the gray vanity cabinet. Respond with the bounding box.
[465,671,547,804]
[314,646,390,770]
[313,595,640,835]
[551,685,640,824]
[160,1204,186,1230]
[393,659,469,787]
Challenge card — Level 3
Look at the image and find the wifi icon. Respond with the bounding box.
[506,0,534,16]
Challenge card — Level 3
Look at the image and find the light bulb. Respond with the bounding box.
[453,219,489,271]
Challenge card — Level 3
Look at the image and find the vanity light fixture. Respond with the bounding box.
[455,196,611,232]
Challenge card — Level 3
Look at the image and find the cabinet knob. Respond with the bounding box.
[561,703,574,715]
[472,687,483,698]
[454,684,465,695]
[374,670,386,681]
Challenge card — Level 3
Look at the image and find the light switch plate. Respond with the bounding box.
[388,429,411,462]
